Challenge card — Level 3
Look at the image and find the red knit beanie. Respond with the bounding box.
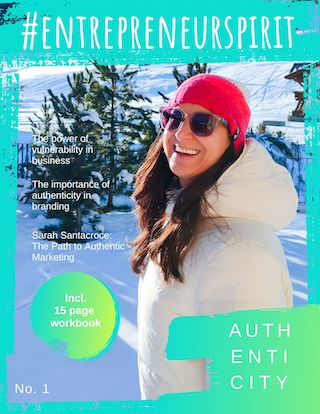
[166,74,251,156]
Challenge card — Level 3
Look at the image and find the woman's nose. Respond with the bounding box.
[175,116,193,140]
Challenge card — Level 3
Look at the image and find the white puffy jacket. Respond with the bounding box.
[137,138,298,400]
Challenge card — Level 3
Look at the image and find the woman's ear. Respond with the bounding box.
[232,127,240,141]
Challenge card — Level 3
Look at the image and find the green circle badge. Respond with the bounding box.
[31,272,119,360]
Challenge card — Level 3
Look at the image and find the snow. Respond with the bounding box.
[91,171,104,182]
[8,204,140,402]
[17,178,33,202]
[254,134,307,209]
[18,61,305,143]
[91,193,101,205]
[81,110,104,127]
[7,204,307,403]
[114,106,126,119]
[118,170,134,185]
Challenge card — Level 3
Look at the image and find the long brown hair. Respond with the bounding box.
[130,133,236,282]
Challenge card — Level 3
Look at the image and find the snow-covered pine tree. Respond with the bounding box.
[28,96,56,197]
[173,62,210,86]
[29,95,54,139]
[19,96,55,204]
[30,71,108,235]
[254,132,306,208]
[158,62,210,102]
[87,62,156,210]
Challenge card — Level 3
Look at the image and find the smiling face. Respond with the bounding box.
[162,103,231,187]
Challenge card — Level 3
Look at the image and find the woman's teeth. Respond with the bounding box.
[174,144,200,155]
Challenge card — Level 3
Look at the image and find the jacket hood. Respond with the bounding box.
[204,138,298,231]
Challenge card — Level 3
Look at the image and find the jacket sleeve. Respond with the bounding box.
[194,241,292,316]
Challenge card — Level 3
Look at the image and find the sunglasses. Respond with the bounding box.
[160,107,229,137]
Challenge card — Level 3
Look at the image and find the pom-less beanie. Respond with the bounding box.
[166,74,251,156]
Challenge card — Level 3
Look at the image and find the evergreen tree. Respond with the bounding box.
[87,62,157,209]
[173,62,210,86]
[28,96,56,199]
[29,95,54,139]
[29,64,158,235]
[30,71,107,235]
[254,132,306,206]
[158,62,211,102]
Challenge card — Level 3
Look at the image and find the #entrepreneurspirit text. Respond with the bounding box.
[22,13,294,51]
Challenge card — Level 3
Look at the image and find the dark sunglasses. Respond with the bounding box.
[160,107,229,137]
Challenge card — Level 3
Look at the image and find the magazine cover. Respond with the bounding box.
[1,0,320,413]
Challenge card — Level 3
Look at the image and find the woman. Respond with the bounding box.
[130,74,298,399]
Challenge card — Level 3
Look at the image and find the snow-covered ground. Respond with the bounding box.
[9,205,140,402]
[7,203,307,403]
[17,61,305,143]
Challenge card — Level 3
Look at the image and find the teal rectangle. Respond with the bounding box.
[0,0,319,64]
